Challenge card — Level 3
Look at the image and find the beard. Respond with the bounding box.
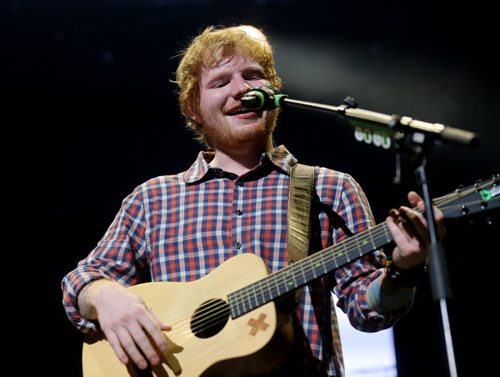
[204,110,279,150]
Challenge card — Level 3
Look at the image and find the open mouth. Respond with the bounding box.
[227,108,255,116]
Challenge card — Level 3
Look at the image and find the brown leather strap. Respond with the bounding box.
[287,163,315,303]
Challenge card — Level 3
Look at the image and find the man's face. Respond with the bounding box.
[194,54,276,150]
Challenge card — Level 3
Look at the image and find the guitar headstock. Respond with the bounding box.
[435,174,499,220]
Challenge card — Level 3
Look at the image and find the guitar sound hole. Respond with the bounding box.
[191,298,230,339]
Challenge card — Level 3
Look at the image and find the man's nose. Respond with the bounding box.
[231,77,252,98]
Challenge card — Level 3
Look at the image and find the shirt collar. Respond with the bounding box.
[183,144,298,184]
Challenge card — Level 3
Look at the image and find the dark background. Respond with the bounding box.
[5,1,499,376]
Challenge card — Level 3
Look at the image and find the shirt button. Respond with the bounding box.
[235,209,243,216]
[236,242,242,249]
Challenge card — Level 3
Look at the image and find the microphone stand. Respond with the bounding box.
[274,95,479,149]
[275,94,480,377]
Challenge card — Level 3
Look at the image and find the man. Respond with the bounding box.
[62,25,442,376]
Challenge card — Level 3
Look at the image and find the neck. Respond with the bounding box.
[210,138,274,176]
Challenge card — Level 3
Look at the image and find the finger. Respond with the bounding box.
[387,207,420,242]
[127,321,162,367]
[390,216,423,254]
[386,215,413,246]
[435,206,446,239]
[142,311,171,355]
[407,191,424,211]
[115,327,149,370]
[405,194,446,240]
[387,215,428,268]
[408,191,443,227]
[399,206,429,243]
[389,205,430,247]
[150,310,172,332]
[104,329,130,366]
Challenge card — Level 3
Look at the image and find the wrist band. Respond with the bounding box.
[386,261,427,287]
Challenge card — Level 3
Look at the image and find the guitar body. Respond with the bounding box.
[82,253,295,377]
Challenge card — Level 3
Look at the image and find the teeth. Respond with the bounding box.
[228,109,249,115]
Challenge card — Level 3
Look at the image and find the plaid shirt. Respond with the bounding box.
[62,145,411,376]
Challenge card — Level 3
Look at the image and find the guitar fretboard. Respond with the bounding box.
[228,222,393,318]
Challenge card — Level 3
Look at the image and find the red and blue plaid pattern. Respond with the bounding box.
[62,145,407,376]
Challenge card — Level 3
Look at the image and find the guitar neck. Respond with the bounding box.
[228,221,393,319]
[227,175,499,319]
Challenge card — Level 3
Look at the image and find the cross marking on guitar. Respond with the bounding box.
[247,313,269,336]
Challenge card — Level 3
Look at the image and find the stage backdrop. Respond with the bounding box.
[5,1,498,376]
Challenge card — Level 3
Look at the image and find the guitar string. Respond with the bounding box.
[229,223,392,315]
[180,185,496,356]
[227,192,475,313]
[229,190,495,318]
[161,191,478,340]
[170,196,471,341]
[163,219,406,340]
[157,185,495,341]
[163,222,394,342]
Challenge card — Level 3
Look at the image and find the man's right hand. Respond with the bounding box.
[79,279,172,370]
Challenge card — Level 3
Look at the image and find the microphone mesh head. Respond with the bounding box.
[241,85,281,111]
[241,92,264,110]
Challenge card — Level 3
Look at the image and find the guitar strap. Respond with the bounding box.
[287,163,315,304]
[287,163,349,373]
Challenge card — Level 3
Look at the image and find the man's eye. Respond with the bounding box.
[213,82,227,88]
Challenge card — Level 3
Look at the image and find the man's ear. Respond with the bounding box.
[186,105,201,123]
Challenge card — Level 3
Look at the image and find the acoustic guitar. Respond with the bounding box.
[82,175,499,376]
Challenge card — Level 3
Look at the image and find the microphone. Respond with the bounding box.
[241,85,288,111]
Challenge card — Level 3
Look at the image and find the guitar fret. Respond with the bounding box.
[368,225,377,250]
[257,279,266,307]
[372,224,387,249]
[273,272,283,297]
[318,250,329,275]
[326,245,339,272]
[297,260,307,286]
[342,239,350,263]
[300,262,310,286]
[284,265,297,292]
[376,224,391,248]
[309,259,318,281]
[229,291,240,318]
[241,289,248,314]
[355,236,363,259]
[356,231,376,257]
[384,223,392,244]
[231,283,258,317]
[249,282,258,311]
[307,257,319,280]
[239,290,246,316]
